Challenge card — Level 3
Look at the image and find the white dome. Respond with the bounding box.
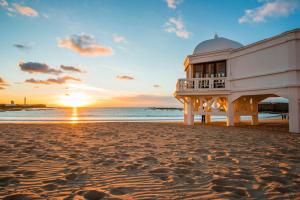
[193,34,243,54]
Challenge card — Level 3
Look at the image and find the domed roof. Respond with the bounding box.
[193,34,243,54]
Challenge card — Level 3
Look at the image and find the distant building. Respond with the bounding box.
[174,29,300,133]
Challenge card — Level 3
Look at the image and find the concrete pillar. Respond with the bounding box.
[251,98,259,125]
[288,89,300,133]
[234,115,240,124]
[205,115,211,123]
[227,100,234,126]
[251,114,259,125]
[184,97,194,125]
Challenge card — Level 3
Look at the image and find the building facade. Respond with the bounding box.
[174,29,300,133]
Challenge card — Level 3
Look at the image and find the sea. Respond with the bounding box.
[0,107,283,122]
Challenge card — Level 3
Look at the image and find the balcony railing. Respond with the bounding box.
[176,77,228,92]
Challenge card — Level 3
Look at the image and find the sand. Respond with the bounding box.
[0,122,299,199]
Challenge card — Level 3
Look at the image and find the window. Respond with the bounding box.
[193,60,226,78]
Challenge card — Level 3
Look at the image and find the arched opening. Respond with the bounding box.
[232,94,289,125]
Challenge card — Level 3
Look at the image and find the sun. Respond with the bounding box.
[59,92,91,107]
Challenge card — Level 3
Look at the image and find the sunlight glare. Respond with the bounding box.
[60,92,91,107]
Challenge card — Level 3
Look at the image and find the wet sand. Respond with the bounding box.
[0,122,299,199]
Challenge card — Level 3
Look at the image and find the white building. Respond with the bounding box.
[174,29,300,133]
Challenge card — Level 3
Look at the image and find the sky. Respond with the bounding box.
[0,0,299,107]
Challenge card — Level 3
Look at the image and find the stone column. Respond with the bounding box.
[205,115,211,123]
[251,114,259,125]
[227,98,234,126]
[251,98,259,125]
[234,115,240,124]
[288,88,300,133]
[184,97,194,125]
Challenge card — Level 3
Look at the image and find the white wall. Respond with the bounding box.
[230,42,290,79]
[229,34,299,92]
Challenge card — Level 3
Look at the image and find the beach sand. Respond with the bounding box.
[0,122,299,199]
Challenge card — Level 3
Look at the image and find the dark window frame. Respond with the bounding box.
[193,60,226,78]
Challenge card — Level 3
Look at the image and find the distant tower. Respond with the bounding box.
[24,97,26,105]
[11,100,14,105]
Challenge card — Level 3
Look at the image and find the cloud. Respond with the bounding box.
[153,84,161,88]
[0,0,8,7]
[43,13,49,18]
[25,76,81,85]
[99,94,181,107]
[0,77,5,84]
[58,34,113,56]
[0,77,9,89]
[164,17,190,39]
[113,34,126,43]
[116,75,135,80]
[12,3,38,17]
[1,1,39,17]
[13,44,30,50]
[239,0,298,23]
[166,0,182,9]
[19,61,62,75]
[60,65,83,73]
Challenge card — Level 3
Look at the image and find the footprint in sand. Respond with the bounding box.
[0,165,13,171]
[110,187,134,195]
[211,185,248,197]
[120,162,144,172]
[138,156,159,165]
[149,167,170,174]
[149,167,170,181]
[65,172,90,181]
[192,169,202,176]
[65,173,78,181]
[178,175,195,184]
[42,183,58,191]
[173,168,192,175]
[0,176,19,187]
[81,190,107,200]
[14,170,37,177]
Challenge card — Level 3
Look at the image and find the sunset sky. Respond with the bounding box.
[0,0,299,107]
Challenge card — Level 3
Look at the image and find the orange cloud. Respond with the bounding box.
[25,76,81,85]
[116,75,134,80]
[60,65,83,73]
[58,34,113,56]
[12,3,38,17]
[0,77,8,89]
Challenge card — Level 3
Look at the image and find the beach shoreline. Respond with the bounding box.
[0,122,299,199]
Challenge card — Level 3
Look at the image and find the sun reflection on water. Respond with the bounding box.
[70,107,79,122]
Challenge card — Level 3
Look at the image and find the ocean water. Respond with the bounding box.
[0,107,283,122]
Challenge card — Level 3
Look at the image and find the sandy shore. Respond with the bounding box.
[0,122,299,199]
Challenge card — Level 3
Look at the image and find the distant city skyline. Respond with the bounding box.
[0,0,299,107]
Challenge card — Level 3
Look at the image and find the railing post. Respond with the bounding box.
[176,77,228,92]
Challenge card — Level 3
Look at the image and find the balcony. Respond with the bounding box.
[175,77,229,94]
